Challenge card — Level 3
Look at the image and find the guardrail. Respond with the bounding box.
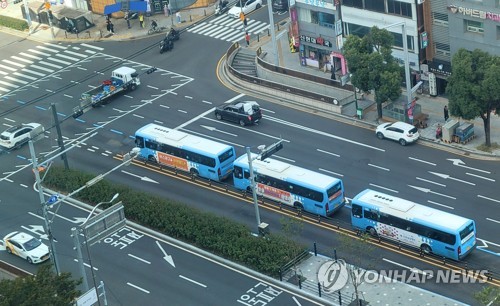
[0,259,32,278]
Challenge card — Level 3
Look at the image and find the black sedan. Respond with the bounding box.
[214,101,262,126]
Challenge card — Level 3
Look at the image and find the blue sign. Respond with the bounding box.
[47,194,59,205]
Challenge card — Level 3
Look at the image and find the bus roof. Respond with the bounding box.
[353,189,472,231]
[234,153,341,189]
[136,124,233,155]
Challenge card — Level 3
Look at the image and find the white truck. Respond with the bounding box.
[81,67,140,107]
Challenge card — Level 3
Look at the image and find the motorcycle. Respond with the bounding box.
[166,28,180,41]
[215,0,229,15]
[159,38,174,54]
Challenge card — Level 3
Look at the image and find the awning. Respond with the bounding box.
[104,1,147,15]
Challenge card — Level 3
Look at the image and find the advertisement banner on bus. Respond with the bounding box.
[257,183,292,204]
[158,152,189,171]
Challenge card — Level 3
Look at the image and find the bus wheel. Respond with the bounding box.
[148,155,156,163]
[368,227,378,237]
[421,244,432,254]
[294,202,303,212]
[190,169,199,177]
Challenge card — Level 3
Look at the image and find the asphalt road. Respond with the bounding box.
[0,27,499,306]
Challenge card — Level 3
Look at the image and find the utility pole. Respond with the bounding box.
[266,0,279,66]
[72,227,89,291]
[29,140,60,274]
[51,103,69,170]
[246,146,261,229]
[22,0,33,34]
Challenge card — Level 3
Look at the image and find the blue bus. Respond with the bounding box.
[351,189,476,260]
[135,124,236,181]
[233,153,345,217]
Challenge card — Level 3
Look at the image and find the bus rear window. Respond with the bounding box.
[459,222,475,240]
[327,183,342,198]
[218,148,234,163]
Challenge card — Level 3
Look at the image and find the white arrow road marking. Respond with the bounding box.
[466,172,496,182]
[179,275,207,287]
[447,159,490,174]
[127,282,150,294]
[408,185,456,199]
[156,240,175,267]
[477,195,500,204]
[46,211,89,224]
[408,157,436,166]
[200,125,238,137]
[121,170,159,184]
[382,258,432,277]
[428,171,475,185]
[21,225,48,240]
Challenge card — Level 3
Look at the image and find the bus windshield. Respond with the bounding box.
[459,222,475,241]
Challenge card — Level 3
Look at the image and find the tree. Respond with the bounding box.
[279,215,305,284]
[446,49,500,147]
[343,26,402,119]
[474,285,500,305]
[0,265,81,306]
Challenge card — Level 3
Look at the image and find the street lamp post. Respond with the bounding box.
[246,147,261,230]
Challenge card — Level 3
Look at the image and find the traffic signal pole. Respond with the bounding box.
[246,147,261,230]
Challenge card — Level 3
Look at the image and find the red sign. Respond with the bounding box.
[257,183,292,204]
[158,152,188,171]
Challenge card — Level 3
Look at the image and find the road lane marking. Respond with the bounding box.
[477,195,500,204]
[128,254,151,264]
[316,148,340,157]
[486,218,500,224]
[369,184,398,193]
[368,163,390,171]
[127,282,150,293]
[179,275,207,288]
[416,177,446,187]
[292,296,302,305]
[427,200,454,210]
[429,171,475,185]
[466,172,495,182]
[319,168,343,177]
[408,185,456,199]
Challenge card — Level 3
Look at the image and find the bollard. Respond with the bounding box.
[313,242,317,256]
[99,30,103,38]
[464,262,468,274]
[225,184,228,192]
[208,179,211,186]
[334,249,337,261]
[190,15,192,22]
[65,31,68,38]
[267,29,270,36]
[317,214,321,223]
[338,291,342,305]
[442,257,446,265]
[279,268,282,281]
[257,33,260,42]
[318,282,322,297]
[298,276,302,289]
[204,9,206,16]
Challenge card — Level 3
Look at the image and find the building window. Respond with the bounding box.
[365,0,385,13]
[342,0,363,9]
[465,19,484,33]
[387,0,412,18]
[298,7,312,23]
[432,12,448,26]
[434,42,450,56]
[393,33,414,51]
[346,23,370,37]
[312,11,335,28]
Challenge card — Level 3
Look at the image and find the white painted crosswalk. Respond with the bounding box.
[0,42,104,95]
[187,14,270,42]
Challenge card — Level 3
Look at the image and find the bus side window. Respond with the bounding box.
[234,166,243,179]
[352,204,362,218]
[135,136,144,148]
[244,170,250,179]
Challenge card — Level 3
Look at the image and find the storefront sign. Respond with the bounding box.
[296,0,336,10]
[335,20,342,36]
[420,32,428,49]
[299,35,332,47]
[447,5,500,22]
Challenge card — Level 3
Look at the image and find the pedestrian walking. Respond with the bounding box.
[176,11,181,23]
[444,105,449,122]
[139,13,144,28]
[110,21,115,34]
[164,3,168,16]
[125,11,131,29]
[245,32,250,47]
[106,19,111,33]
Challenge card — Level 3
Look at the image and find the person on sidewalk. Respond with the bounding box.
[139,13,144,28]
[125,11,131,29]
[245,32,250,47]
[176,11,181,24]
[444,105,449,122]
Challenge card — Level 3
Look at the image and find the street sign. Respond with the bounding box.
[259,140,284,161]
[47,194,59,205]
[81,202,126,246]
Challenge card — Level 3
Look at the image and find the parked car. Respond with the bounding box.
[272,0,288,12]
[228,0,263,18]
[215,101,262,126]
[3,231,50,264]
[0,123,44,149]
[376,121,420,146]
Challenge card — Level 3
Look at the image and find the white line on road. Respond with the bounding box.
[4,118,15,122]
[72,259,98,270]
[147,85,159,90]
[427,200,454,210]
[179,275,207,288]
[133,114,144,119]
[466,172,495,182]
[201,100,212,104]
[408,157,436,166]
[382,258,431,276]
[477,195,500,204]
[127,282,150,293]
[128,254,151,264]
[416,177,446,187]
[368,163,390,171]
[184,95,193,99]
[316,148,340,157]
[178,110,187,113]
[486,218,500,224]
[319,168,343,177]
[292,296,302,306]
[369,184,398,193]
[19,184,28,188]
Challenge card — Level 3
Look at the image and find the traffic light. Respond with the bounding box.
[259,141,283,161]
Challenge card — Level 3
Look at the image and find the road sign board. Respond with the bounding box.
[47,194,59,205]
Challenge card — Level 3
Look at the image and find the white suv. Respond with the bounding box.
[376,121,419,146]
[0,123,44,149]
[228,0,263,18]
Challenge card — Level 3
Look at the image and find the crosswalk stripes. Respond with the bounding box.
[187,14,270,42]
[0,43,104,95]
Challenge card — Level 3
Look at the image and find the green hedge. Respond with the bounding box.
[44,166,306,277]
[0,16,29,32]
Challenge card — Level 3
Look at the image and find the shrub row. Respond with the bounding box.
[43,166,306,277]
[0,16,29,32]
